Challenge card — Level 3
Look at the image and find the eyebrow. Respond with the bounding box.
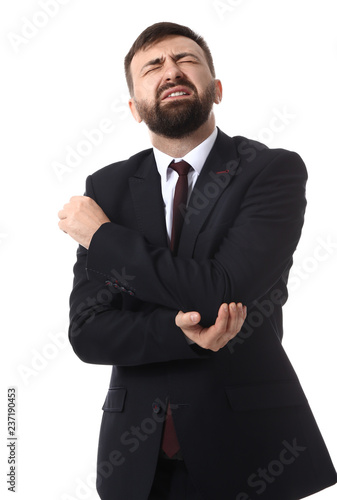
[140,52,201,74]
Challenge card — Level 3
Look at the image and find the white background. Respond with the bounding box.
[1,0,336,498]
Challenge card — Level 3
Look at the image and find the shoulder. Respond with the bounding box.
[90,147,154,182]
[217,129,307,179]
[235,134,304,163]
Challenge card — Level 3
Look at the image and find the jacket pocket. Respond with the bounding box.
[102,387,127,412]
[225,380,307,412]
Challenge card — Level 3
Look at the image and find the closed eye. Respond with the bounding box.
[145,66,161,75]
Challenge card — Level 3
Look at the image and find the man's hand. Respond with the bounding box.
[58,196,110,249]
[175,303,247,352]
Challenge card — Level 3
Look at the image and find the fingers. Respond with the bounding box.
[226,302,246,337]
[58,196,93,218]
[175,302,247,352]
[57,208,67,220]
[214,302,230,330]
[175,310,201,329]
[207,302,247,352]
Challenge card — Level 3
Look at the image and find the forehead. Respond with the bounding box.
[131,35,208,73]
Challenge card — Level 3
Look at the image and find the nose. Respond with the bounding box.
[162,60,184,82]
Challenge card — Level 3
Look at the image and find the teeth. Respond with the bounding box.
[168,91,188,98]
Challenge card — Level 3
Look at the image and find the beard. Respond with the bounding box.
[133,79,216,139]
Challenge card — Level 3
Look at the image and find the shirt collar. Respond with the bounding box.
[154,127,218,180]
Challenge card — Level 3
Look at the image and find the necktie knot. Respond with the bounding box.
[170,160,191,177]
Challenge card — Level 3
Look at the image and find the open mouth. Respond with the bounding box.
[161,87,192,101]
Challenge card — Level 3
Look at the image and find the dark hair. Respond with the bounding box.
[124,22,216,96]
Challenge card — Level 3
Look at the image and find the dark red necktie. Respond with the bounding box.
[169,160,191,255]
[161,160,191,458]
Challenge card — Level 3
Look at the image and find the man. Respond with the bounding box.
[58,22,336,500]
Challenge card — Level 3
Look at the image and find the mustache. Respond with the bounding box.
[156,79,198,100]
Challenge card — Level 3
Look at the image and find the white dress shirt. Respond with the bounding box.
[153,127,218,345]
[154,127,218,242]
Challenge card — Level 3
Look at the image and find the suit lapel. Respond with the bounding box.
[178,130,240,258]
[129,152,168,248]
[128,130,239,255]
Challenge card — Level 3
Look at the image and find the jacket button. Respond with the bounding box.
[152,402,161,414]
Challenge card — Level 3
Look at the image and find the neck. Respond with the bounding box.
[149,114,216,158]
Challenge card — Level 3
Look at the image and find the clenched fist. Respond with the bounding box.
[58,196,110,249]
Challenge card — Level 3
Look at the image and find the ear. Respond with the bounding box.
[129,98,142,123]
[214,79,223,104]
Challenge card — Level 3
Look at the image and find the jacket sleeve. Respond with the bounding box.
[68,244,205,366]
[68,171,210,366]
[86,151,307,326]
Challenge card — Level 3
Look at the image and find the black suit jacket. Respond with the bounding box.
[69,128,336,499]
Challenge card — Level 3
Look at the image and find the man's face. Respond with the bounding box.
[129,36,222,139]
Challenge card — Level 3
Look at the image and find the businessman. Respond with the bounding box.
[58,22,337,500]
